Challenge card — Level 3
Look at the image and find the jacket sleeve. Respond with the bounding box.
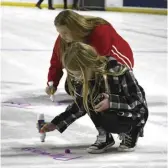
[47,36,63,89]
[51,98,86,133]
[89,25,115,56]
[89,25,134,69]
[109,70,147,112]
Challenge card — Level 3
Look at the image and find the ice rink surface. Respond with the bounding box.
[0,6,167,168]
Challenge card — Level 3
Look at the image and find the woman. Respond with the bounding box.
[46,10,134,95]
[41,42,148,154]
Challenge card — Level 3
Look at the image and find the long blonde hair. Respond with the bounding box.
[62,42,107,113]
[62,42,128,114]
[54,10,110,58]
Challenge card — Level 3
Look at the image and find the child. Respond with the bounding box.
[45,10,134,96]
[41,42,148,154]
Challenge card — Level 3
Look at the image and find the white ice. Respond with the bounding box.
[0,6,167,168]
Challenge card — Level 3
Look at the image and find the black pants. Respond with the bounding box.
[65,81,140,134]
[89,109,140,134]
[37,0,53,8]
[63,0,78,9]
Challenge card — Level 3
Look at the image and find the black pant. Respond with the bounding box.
[37,0,53,8]
[63,0,78,9]
[73,0,78,8]
[89,110,140,134]
[65,80,140,134]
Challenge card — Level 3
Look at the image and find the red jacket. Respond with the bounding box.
[48,24,134,89]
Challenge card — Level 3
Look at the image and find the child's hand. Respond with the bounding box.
[40,123,57,133]
[94,93,110,112]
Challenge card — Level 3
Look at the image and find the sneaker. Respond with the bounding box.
[118,129,140,152]
[87,133,115,154]
[48,7,55,10]
[35,4,42,9]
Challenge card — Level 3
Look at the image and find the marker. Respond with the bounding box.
[37,114,46,142]
[48,81,54,102]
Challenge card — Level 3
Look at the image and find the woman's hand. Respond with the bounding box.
[40,123,57,133]
[94,93,110,112]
